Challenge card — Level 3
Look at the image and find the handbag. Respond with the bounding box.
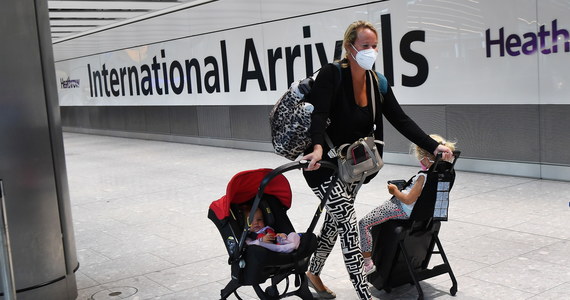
[327,71,384,189]
[337,136,384,183]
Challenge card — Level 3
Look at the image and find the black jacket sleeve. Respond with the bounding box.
[378,85,439,154]
[308,63,341,147]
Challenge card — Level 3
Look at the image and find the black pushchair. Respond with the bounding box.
[368,151,461,300]
[208,161,338,300]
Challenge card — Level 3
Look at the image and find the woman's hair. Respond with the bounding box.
[342,20,378,61]
[412,134,456,161]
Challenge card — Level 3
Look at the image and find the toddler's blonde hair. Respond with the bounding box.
[412,134,456,161]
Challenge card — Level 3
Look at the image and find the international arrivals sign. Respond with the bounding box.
[56,1,569,106]
[82,16,431,99]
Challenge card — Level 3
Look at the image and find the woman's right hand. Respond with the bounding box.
[301,144,323,170]
[434,144,454,161]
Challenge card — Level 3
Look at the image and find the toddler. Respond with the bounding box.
[358,134,456,274]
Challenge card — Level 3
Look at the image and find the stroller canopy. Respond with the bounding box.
[210,168,292,220]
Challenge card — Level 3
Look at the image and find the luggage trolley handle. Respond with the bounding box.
[235,160,338,259]
[0,180,17,300]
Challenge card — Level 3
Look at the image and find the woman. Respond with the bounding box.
[302,21,452,299]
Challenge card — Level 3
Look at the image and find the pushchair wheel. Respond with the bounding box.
[450,285,457,296]
[265,285,279,297]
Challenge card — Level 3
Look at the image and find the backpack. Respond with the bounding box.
[269,62,387,161]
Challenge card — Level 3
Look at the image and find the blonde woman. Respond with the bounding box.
[302,20,453,300]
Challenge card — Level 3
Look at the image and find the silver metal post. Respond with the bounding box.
[0,180,17,299]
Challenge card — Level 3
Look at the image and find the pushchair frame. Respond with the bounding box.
[208,160,338,300]
[368,151,460,300]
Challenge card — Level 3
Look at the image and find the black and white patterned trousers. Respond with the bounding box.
[308,177,372,300]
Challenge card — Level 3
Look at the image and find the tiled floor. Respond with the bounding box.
[64,133,570,300]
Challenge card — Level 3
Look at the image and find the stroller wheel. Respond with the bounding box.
[265,285,279,297]
[450,285,457,296]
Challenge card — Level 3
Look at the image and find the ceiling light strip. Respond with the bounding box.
[52,0,216,44]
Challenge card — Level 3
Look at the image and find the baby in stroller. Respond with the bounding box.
[243,204,301,253]
[208,162,338,300]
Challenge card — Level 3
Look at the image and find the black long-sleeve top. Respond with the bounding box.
[303,60,438,187]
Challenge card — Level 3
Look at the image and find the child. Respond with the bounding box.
[243,205,301,253]
[358,134,456,274]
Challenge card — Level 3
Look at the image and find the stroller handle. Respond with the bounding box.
[256,160,337,196]
[254,159,338,233]
[233,160,338,263]
[431,150,461,172]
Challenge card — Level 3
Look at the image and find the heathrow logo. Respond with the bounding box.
[486,19,569,57]
[60,77,80,89]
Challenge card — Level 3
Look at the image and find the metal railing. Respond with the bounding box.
[0,180,17,299]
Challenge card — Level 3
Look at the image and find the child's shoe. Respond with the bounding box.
[363,258,376,275]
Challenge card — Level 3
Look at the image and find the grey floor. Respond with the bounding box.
[64,133,570,300]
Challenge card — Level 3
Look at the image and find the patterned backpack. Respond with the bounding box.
[268,63,336,161]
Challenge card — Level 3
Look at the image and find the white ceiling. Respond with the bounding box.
[48,0,191,41]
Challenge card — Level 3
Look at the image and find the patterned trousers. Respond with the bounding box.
[358,197,409,253]
[308,177,372,300]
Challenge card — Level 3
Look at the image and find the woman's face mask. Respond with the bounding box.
[350,44,378,70]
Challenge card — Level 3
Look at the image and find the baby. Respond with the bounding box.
[243,205,300,253]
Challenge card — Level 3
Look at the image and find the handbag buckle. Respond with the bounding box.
[327,148,338,159]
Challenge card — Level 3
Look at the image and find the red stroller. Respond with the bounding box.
[208,161,338,300]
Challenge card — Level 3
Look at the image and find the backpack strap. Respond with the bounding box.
[402,171,425,190]
[332,61,342,82]
[374,71,388,95]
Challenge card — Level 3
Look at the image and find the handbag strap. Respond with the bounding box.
[369,71,376,125]
[336,137,383,160]
[325,71,382,158]
[368,70,385,135]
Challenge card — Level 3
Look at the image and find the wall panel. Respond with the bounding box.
[169,107,199,136]
[197,106,231,138]
[540,105,570,166]
[230,106,273,141]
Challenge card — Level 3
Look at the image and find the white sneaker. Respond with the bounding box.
[364,261,376,275]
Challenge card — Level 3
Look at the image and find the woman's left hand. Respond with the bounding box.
[434,145,453,160]
[301,144,323,171]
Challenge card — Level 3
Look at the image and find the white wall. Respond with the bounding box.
[54,0,570,181]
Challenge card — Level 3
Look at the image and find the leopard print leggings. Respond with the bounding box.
[358,197,409,253]
[308,177,372,300]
